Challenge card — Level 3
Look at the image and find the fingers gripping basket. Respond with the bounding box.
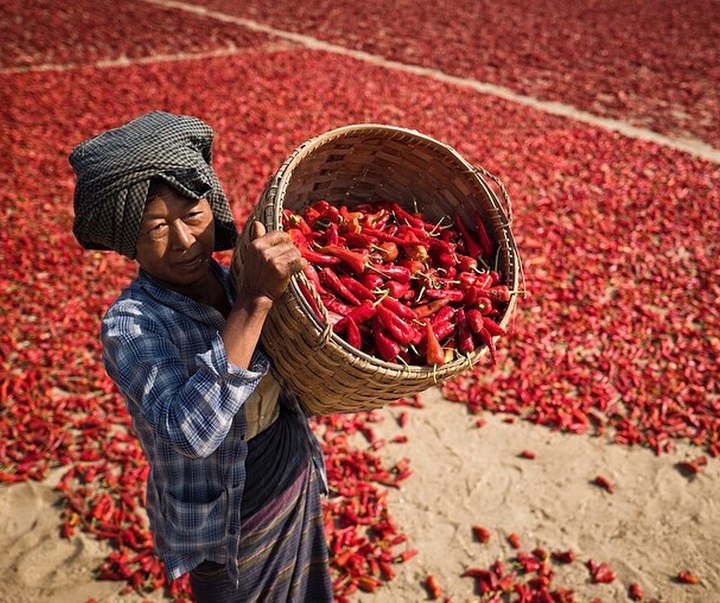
[232,124,520,415]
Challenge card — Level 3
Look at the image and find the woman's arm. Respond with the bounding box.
[221,222,306,369]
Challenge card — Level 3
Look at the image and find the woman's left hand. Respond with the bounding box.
[240,221,308,304]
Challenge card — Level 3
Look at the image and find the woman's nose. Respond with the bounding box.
[171,221,195,250]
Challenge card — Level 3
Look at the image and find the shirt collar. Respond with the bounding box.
[136,259,233,329]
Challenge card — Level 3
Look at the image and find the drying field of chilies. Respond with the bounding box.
[1,1,719,601]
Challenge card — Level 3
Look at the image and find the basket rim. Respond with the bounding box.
[260,123,521,379]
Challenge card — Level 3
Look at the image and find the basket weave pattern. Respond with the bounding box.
[232,124,520,415]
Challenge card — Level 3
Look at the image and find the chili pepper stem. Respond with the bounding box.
[372,290,390,306]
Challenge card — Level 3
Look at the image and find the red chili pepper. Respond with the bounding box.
[482,317,506,337]
[424,321,445,366]
[302,264,326,295]
[298,245,342,266]
[472,525,491,543]
[309,199,330,216]
[379,296,417,320]
[507,532,521,549]
[357,576,380,593]
[476,295,494,315]
[339,275,375,301]
[395,548,418,563]
[361,271,384,290]
[551,550,576,564]
[463,285,481,305]
[466,309,485,334]
[286,227,308,246]
[391,202,426,229]
[298,281,324,322]
[319,244,369,274]
[430,305,456,330]
[344,299,377,325]
[628,582,644,600]
[344,232,376,249]
[422,288,465,302]
[592,475,615,493]
[319,267,361,305]
[454,213,484,261]
[397,258,425,276]
[283,210,313,235]
[303,205,322,227]
[475,272,493,289]
[478,327,498,365]
[487,285,512,302]
[434,251,457,271]
[338,205,362,229]
[343,317,362,348]
[457,308,475,354]
[456,254,478,272]
[376,241,399,262]
[369,263,411,283]
[403,243,428,264]
[427,237,456,256]
[325,297,354,316]
[431,320,455,343]
[373,321,401,362]
[472,210,495,258]
[589,561,615,583]
[379,561,396,580]
[414,297,451,319]
[324,223,340,246]
[677,571,701,584]
[425,575,442,600]
[361,226,407,246]
[376,305,416,345]
[385,280,411,299]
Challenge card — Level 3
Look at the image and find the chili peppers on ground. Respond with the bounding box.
[283,199,514,366]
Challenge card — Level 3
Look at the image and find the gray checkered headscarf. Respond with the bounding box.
[69,111,237,259]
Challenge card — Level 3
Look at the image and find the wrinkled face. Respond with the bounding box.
[135,183,216,291]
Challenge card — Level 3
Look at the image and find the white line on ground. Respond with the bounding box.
[0,42,294,75]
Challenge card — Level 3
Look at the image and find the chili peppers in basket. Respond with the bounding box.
[283,199,516,366]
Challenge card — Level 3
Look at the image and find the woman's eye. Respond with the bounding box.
[185,211,205,222]
[143,223,167,239]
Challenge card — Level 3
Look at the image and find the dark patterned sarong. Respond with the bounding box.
[189,460,332,603]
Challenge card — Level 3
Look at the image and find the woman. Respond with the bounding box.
[69,111,333,602]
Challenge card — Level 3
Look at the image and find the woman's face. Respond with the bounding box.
[135,184,216,291]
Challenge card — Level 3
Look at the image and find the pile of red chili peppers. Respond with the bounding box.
[284,199,512,366]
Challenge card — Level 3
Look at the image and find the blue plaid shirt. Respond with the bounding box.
[101,260,326,584]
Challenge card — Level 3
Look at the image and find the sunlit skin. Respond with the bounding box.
[136,183,306,369]
[135,185,224,308]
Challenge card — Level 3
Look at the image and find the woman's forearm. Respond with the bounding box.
[221,293,274,369]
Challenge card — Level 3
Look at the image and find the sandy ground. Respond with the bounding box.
[1,387,718,603]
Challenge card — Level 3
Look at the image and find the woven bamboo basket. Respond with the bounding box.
[231,124,520,415]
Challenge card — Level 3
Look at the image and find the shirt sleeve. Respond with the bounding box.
[101,298,269,459]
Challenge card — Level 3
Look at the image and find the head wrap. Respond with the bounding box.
[69,111,237,259]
